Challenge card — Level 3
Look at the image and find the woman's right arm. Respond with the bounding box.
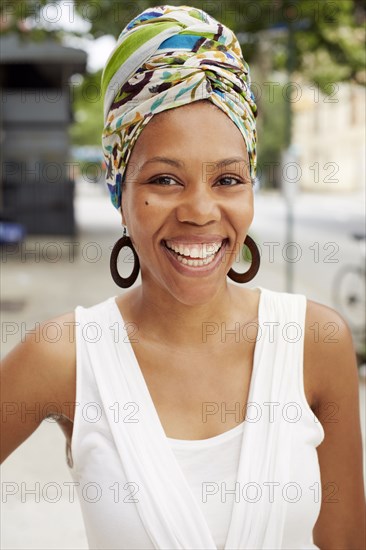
[0,311,76,464]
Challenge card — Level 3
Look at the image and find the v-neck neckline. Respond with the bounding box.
[110,286,266,549]
[111,286,265,444]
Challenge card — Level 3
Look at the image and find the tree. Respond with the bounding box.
[68,70,104,146]
[2,0,364,163]
[2,0,365,89]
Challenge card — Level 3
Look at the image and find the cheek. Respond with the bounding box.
[228,193,254,227]
[133,192,171,224]
[123,190,150,222]
[127,195,162,243]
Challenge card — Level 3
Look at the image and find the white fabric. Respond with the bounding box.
[67,286,325,549]
[168,422,245,549]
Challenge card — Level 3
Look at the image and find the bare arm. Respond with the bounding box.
[306,302,366,549]
[0,312,76,464]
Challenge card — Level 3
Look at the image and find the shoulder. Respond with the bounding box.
[4,309,77,413]
[303,298,358,408]
[28,310,77,406]
[1,310,76,462]
[304,300,365,547]
[24,309,77,363]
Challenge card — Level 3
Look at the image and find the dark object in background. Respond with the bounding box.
[2,179,75,236]
[0,34,87,236]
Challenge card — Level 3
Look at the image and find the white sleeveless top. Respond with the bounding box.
[67,286,325,550]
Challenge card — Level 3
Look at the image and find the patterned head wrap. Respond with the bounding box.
[101,4,257,212]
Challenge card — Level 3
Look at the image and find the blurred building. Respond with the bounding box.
[293,82,366,192]
[0,34,87,235]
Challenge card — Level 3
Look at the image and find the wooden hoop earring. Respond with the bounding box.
[110,227,140,288]
[227,235,260,283]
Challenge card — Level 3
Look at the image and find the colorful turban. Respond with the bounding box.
[101,4,258,212]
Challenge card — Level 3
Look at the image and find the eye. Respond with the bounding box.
[148,176,179,186]
[216,176,245,186]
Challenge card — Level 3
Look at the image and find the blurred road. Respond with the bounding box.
[1,179,365,549]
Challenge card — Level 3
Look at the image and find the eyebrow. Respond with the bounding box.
[140,156,248,170]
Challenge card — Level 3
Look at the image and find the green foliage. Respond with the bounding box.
[2,0,365,89]
[256,79,287,189]
[3,0,364,148]
[68,70,104,146]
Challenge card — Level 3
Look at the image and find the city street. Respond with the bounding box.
[1,179,365,549]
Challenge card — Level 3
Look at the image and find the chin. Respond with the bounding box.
[167,278,225,307]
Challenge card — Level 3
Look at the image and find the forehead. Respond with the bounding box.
[130,100,248,161]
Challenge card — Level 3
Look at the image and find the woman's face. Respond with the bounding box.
[121,100,254,305]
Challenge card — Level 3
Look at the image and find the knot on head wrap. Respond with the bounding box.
[101,4,258,212]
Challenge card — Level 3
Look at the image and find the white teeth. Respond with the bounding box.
[165,240,223,259]
[164,239,226,267]
[180,255,214,266]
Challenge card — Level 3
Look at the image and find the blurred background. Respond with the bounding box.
[1,1,365,548]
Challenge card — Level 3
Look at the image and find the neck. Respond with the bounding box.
[126,278,253,349]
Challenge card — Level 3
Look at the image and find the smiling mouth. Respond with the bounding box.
[162,239,227,267]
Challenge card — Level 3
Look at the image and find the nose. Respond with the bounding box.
[175,181,221,225]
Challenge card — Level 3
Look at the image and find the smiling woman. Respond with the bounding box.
[117,100,256,301]
[1,4,365,550]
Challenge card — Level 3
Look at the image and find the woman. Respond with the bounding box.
[1,5,365,550]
